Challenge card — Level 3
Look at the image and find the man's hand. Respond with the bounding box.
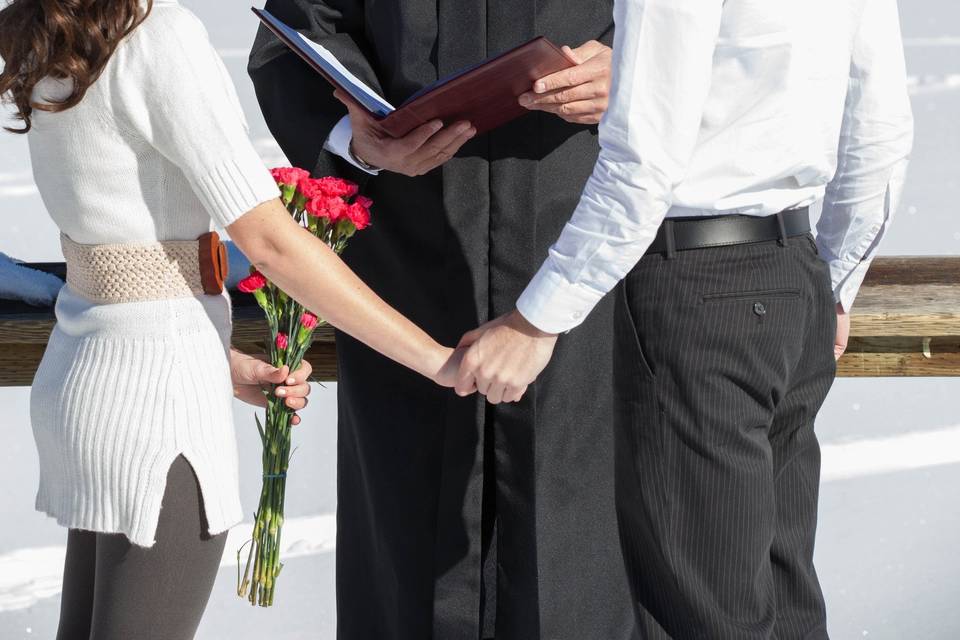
[230,349,313,425]
[519,40,612,125]
[334,90,476,177]
[454,310,559,405]
[834,302,850,360]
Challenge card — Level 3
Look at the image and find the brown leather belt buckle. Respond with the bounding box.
[198,231,229,295]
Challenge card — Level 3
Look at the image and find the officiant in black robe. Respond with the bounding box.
[249,2,635,638]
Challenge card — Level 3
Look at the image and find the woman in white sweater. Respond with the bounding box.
[0,0,468,637]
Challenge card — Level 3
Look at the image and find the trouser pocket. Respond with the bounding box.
[616,278,656,380]
[701,287,801,302]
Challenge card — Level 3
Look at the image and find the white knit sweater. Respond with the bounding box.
[26,0,280,547]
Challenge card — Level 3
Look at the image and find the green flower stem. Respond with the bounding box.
[240,385,298,606]
[237,199,354,606]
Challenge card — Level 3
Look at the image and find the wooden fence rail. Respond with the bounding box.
[1,256,958,386]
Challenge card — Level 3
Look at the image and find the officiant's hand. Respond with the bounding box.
[454,310,558,404]
[334,90,476,177]
[230,349,313,425]
[519,40,612,125]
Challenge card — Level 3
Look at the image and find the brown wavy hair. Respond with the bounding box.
[0,0,152,133]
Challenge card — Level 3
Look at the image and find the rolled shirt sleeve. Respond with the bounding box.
[815,0,914,312]
[516,0,724,334]
[108,6,280,229]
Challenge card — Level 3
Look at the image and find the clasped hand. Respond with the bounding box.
[449,310,558,405]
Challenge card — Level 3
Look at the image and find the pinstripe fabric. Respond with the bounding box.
[614,233,836,639]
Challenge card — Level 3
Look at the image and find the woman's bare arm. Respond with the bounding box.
[227,198,460,385]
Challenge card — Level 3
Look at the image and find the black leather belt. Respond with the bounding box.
[645,208,811,256]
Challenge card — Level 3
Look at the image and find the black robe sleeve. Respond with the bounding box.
[599,22,614,48]
[248,0,381,183]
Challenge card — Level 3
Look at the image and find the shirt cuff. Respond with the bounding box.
[828,257,873,312]
[516,262,607,334]
[323,116,380,175]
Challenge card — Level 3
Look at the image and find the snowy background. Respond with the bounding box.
[1,1,959,638]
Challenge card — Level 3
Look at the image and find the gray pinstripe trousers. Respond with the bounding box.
[614,233,836,639]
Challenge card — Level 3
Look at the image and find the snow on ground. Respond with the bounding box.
[1,1,959,638]
[0,514,337,613]
[3,422,960,614]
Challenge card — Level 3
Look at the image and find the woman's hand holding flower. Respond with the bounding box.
[229,348,313,424]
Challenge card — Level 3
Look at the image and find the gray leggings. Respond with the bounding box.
[56,455,227,640]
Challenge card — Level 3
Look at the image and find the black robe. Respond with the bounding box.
[249,2,635,638]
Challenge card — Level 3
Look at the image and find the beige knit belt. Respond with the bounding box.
[61,232,229,304]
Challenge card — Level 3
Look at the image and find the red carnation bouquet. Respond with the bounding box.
[236,167,371,607]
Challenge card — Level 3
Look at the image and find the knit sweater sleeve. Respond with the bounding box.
[106,5,279,229]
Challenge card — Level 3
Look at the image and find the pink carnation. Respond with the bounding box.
[300,312,319,329]
[237,271,268,293]
[270,167,309,187]
[275,332,289,350]
[300,176,359,200]
[306,195,348,221]
[345,201,371,230]
[355,195,374,209]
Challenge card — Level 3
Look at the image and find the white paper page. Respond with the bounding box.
[293,33,396,117]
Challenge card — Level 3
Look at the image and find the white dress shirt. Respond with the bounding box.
[516,0,914,334]
[324,116,380,174]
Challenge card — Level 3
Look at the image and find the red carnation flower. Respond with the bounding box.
[270,167,309,187]
[355,195,374,209]
[275,332,289,350]
[345,201,371,230]
[300,176,359,200]
[238,271,268,293]
[319,176,359,198]
[300,312,319,329]
[306,195,348,221]
[298,179,324,200]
